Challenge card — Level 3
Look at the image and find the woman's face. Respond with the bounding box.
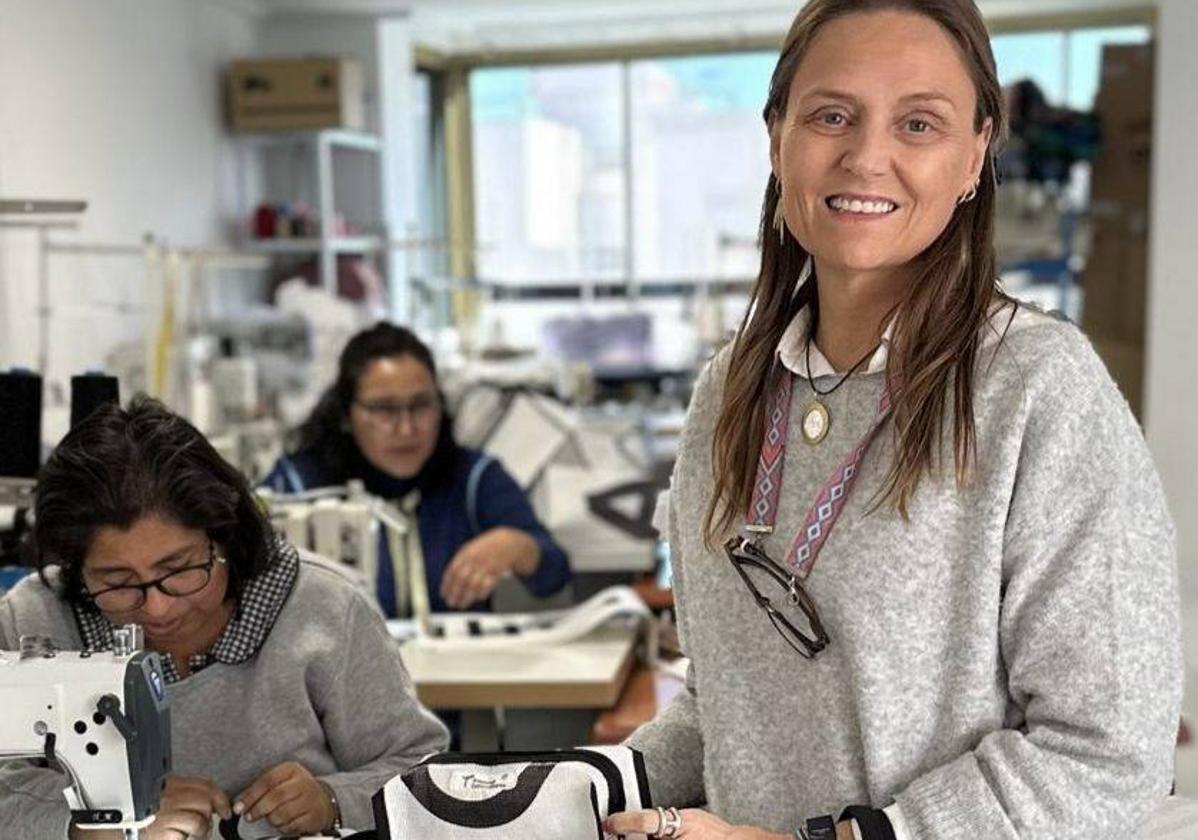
[348,355,443,480]
[771,10,992,278]
[82,515,230,649]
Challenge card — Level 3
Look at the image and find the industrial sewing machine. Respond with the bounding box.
[0,625,171,839]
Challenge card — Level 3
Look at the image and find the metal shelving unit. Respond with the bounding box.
[235,129,389,293]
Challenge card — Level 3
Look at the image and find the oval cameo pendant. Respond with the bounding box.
[801,401,831,445]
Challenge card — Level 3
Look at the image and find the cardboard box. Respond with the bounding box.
[1081,227,1148,346]
[1094,43,1154,129]
[227,57,365,132]
[1080,44,1154,422]
[1090,135,1152,210]
[1090,44,1154,211]
[1090,337,1144,421]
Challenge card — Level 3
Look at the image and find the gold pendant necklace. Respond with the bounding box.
[802,329,881,446]
[801,401,831,445]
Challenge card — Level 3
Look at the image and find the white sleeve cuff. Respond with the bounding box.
[884,802,914,840]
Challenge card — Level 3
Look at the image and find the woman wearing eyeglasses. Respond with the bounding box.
[0,398,448,840]
[263,321,571,617]
[607,2,1181,840]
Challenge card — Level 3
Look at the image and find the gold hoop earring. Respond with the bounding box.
[958,181,979,206]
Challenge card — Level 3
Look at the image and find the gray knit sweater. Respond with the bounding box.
[0,551,448,838]
[628,306,1182,839]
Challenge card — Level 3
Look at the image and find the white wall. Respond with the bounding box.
[0,0,260,433]
[378,18,418,324]
[258,15,383,132]
[1146,0,1198,706]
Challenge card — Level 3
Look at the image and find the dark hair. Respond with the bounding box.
[28,396,272,605]
[290,321,460,490]
[706,0,1012,545]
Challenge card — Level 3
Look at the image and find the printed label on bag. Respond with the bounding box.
[446,768,520,796]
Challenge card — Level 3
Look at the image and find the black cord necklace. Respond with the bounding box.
[803,331,880,395]
[799,330,882,445]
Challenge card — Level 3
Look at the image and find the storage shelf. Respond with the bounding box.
[235,127,387,292]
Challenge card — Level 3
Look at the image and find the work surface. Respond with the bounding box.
[399,624,639,710]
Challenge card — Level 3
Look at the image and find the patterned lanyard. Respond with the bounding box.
[745,371,892,578]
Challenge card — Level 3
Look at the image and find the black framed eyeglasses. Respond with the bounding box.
[85,538,224,612]
[353,394,440,430]
[723,536,829,659]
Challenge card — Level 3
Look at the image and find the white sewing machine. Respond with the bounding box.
[265,482,381,582]
[0,626,171,839]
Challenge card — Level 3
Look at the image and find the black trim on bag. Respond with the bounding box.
[590,784,603,840]
[373,786,391,840]
[421,750,627,814]
[401,763,555,828]
[631,749,653,809]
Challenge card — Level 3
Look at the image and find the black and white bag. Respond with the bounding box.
[374,746,653,839]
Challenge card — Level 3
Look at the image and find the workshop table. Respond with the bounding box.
[400,624,639,710]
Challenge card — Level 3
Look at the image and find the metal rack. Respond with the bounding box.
[234,129,389,293]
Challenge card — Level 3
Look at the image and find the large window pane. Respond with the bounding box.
[629,53,775,281]
[992,31,1067,103]
[471,64,625,284]
[1066,26,1152,111]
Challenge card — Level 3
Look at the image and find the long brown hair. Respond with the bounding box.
[704,0,1012,546]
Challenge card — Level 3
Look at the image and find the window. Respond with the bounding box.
[990,25,1151,111]
[466,25,1151,289]
[472,64,626,284]
[992,32,1070,104]
[630,53,775,281]
[1066,26,1152,111]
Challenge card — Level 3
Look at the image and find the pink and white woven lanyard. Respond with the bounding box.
[745,372,892,578]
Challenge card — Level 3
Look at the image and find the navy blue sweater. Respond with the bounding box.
[261,447,572,616]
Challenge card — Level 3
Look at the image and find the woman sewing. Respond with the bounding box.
[608,1,1181,838]
[0,398,448,839]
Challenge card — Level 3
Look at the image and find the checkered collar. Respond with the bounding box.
[73,538,300,683]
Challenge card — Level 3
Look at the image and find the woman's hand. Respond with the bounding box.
[232,761,335,836]
[603,808,792,840]
[144,775,231,840]
[440,527,540,608]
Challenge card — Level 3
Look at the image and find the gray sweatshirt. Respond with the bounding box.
[0,552,448,838]
[628,306,1182,839]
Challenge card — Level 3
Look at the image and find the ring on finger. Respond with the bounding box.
[652,807,667,837]
[661,806,682,838]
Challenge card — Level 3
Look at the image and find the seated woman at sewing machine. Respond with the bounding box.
[263,321,572,617]
[0,397,449,840]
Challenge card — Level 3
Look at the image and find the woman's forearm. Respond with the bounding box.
[493,527,541,576]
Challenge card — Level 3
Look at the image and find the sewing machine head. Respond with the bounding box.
[0,625,172,836]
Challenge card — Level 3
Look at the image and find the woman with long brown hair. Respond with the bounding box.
[607,1,1180,839]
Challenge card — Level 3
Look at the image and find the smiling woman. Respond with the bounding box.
[604,2,1181,840]
[0,397,448,840]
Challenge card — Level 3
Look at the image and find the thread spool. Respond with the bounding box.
[0,370,42,479]
[70,372,120,429]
